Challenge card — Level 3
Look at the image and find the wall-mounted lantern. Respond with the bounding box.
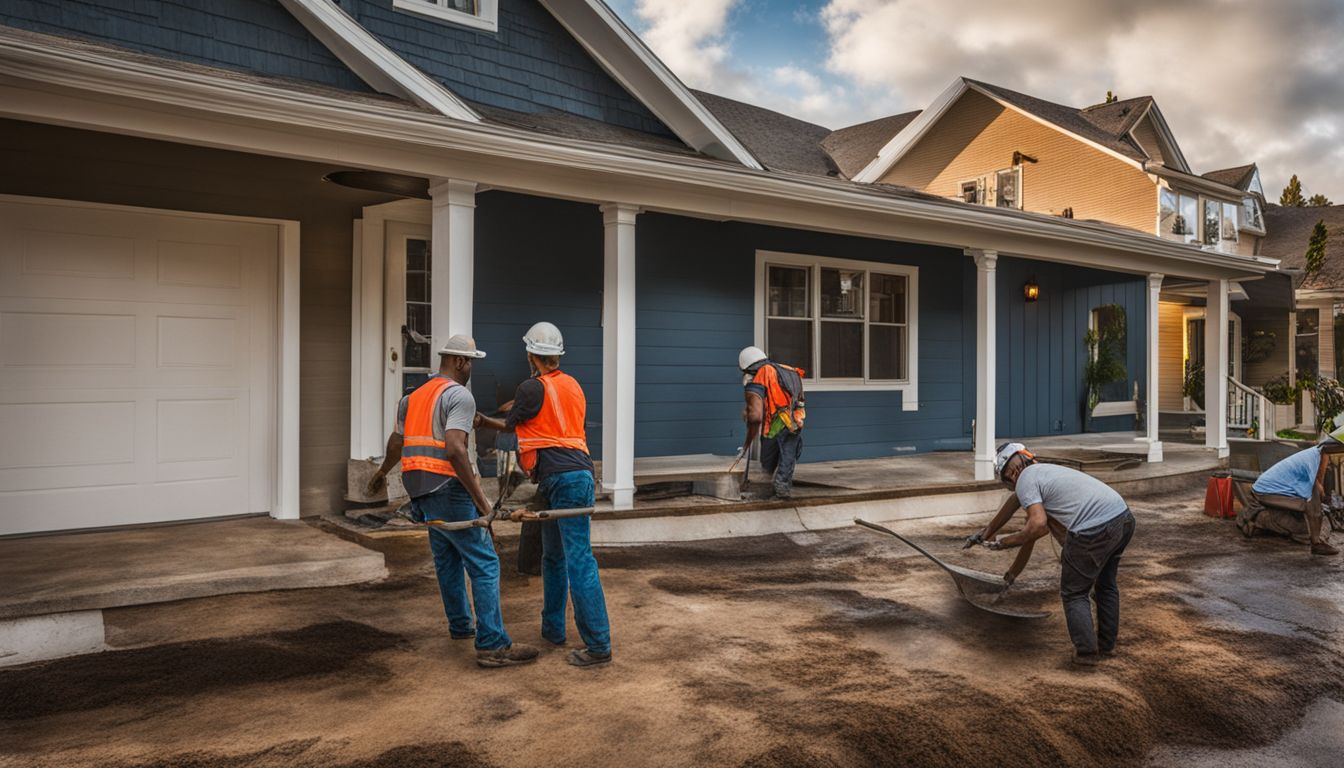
[1023,279,1041,302]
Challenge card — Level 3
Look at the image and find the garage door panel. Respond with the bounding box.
[0,198,278,535]
[0,401,136,471]
[1,311,137,368]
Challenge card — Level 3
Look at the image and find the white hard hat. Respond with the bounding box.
[738,346,768,371]
[993,442,1032,478]
[523,321,565,356]
[439,334,486,359]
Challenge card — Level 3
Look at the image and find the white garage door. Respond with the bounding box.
[0,198,278,535]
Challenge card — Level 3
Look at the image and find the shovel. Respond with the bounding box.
[855,518,1051,619]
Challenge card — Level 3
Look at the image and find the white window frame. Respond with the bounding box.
[754,250,919,408]
[959,177,986,206]
[1240,195,1266,234]
[392,0,499,32]
[994,166,1023,209]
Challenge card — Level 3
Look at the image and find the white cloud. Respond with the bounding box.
[817,0,1344,200]
[629,0,737,84]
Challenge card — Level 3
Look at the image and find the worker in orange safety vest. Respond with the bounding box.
[737,346,806,498]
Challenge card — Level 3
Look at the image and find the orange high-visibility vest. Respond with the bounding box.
[750,363,806,436]
[400,377,460,478]
[516,370,589,473]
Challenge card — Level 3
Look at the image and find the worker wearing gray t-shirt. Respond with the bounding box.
[964,442,1136,667]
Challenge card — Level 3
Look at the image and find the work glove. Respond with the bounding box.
[981,537,1006,551]
[962,530,985,549]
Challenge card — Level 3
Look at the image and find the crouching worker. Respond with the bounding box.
[1237,427,1343,557]
[964,443,1136,667]
[477,322,612,667]
[368,335,539,668]
[737,346,806,499]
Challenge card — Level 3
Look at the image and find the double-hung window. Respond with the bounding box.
[393,0,499,31]
[757,251,919,406]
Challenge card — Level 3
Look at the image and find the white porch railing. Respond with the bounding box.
[1227,376,1273,440]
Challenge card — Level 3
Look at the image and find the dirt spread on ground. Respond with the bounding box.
[3,487,1343,767]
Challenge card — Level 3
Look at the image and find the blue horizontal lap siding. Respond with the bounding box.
[0,0,372,92]
[345,0,675,137]
[471,192,605,458]
[992,257,1146,437]
[636,216,971,462]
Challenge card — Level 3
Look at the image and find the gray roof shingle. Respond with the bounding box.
[1262,204,1344,292]
[689,90,837,176]
[966,80,1150,162]
[820,111,921,179]
[1201,164,1257,191]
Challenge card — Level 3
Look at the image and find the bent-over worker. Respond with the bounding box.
[477,322,612,667]
[964,443,1136,667]
[368,335,539,668]
[1238,427,1342,556]
[737,346,806,499]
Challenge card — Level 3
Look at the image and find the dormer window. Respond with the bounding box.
[393,0,499,32]
[1246,168,1265,198]
[995,167,1023,209]
[960,179,985,205]
[1241,196,1265,232]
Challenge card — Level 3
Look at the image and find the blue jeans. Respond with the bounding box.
[410,479,512,651]
[538,470,611,655]
[760,429,803,496]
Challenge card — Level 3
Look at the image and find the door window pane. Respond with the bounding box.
[768,265,809,318]
[820,268,864,318]
[869,274,906,324]
[767,319,812,371]
[404,238,431,370]
[869,325,906,380]
[820,322,863,378]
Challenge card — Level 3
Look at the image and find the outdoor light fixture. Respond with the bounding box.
[1012,151,1039,165]
[1023,280,1040,302]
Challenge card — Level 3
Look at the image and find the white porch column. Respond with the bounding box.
[968,249,998,481]
[1205,278,1230,457]
[1144,273,1164,463]
[601,204,639,509]
[428,179,477,341]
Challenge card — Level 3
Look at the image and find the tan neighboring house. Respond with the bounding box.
[823,77,1290,436]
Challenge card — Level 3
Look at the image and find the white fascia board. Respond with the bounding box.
[0,32,1280,281]
[538,0,762,169]
[277,0,479,121]
[853,77,968,183]
[1144,103,1190,173]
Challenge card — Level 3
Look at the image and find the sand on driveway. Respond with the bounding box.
[2,484,1343,767]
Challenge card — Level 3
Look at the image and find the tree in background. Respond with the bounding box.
[1308,193,1334,207]
[1305,219,1329,275]
[1281,174,1306,206]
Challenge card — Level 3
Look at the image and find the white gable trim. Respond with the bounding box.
[1142,103,1191,173]
[854,78,1149,184]
[278,0,479,121]
[852,78,969,183]
[538,0,762,169]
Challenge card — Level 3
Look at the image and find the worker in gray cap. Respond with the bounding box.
[1238,420,1344,556]
[368,335,539,668]
[964,442,1136,667]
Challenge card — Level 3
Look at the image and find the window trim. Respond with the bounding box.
[959,176,986,205]
[754,250,919,408]
[392,0,499,32]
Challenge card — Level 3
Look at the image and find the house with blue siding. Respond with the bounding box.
[0,0,1279,536]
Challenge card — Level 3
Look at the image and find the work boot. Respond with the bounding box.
[476,643,540,668]
[450,630,476,640]
[566,649,612,667]
[1311,541,1340,556]
[1071,651,1100,667]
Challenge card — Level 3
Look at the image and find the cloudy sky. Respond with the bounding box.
[606,0,1344,201]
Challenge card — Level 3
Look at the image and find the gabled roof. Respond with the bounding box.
[279,0,761,167]
[1262,204,1344,293]
[852,77,1194,183]
[692,90,836,176]
[822,111,921,179]
[1202,164,1258,192]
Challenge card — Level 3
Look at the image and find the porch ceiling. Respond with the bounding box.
[0,26,1274,282]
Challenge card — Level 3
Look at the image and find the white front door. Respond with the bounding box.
[0,197,278,535]
[382,221,433,435]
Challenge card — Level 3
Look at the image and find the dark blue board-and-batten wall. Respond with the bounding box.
[469,192,1147,463]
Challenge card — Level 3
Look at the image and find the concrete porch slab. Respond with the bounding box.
[0,517,387,621]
